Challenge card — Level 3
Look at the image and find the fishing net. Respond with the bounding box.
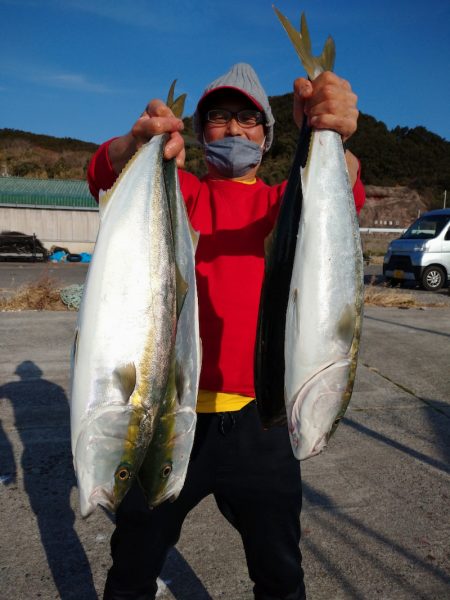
[60,284,84,310]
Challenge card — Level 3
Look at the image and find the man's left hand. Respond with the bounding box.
[293,72,359,142]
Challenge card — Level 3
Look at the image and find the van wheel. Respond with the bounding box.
[421,266,445,291]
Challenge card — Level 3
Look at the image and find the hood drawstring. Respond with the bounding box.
[218,412,236,435]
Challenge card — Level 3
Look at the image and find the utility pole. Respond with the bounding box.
[444,190,447,209]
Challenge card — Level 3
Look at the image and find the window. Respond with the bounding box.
[402,215,450,239]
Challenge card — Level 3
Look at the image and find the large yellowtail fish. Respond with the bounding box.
[70,85,199,516]
[138,123,201,508]
[255,9,364,460]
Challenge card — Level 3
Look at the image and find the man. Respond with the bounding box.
[88,63,364,600]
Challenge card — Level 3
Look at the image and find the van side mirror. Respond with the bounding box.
[446,229,450,241]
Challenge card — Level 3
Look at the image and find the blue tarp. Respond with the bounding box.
[49,251,67,262]
[49,251,92,263]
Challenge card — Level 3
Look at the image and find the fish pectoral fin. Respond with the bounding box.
[113,363,137,403]
[336,304,356,353]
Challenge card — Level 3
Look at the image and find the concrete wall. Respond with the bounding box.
[0,206,99,253]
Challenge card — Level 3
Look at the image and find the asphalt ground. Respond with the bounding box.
[0,283,449,598]
[2,261,450,308]
[0,262,89,295]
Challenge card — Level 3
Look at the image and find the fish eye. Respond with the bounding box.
[161,464,172,478]
[116,467,132,481]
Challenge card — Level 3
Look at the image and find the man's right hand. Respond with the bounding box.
[108,99,185,175]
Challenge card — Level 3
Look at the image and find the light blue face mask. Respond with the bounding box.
[204,136,264,178]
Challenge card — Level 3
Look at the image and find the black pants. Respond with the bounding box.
[103,401,305,600]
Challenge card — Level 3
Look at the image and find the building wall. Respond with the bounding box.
[0,206,99,253]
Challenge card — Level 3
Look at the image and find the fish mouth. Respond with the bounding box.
[89,486,120,513]
[82,485,116,517]
[147,482,181,510]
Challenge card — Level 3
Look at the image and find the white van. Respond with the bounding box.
[383,209,450,291]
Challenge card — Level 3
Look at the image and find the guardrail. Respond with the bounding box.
[360,228,405,234]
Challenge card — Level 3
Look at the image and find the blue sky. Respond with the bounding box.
[1,0,449,144]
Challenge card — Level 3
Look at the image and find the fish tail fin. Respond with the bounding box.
[273,7,335,78]
[318,35,336,73]
[166,80,187,118]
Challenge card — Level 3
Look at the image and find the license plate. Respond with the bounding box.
[394,269,404,279]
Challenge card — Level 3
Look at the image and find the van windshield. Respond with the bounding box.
[401,215,450,239]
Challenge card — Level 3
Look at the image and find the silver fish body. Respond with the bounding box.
[137,157,201,508]
[70,135,177,517]
[284,129,364,459]
[255,8,364,459]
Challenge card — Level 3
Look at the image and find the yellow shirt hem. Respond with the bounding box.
[196,390,254,413]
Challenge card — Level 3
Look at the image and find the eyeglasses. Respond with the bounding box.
[205,109,264,128]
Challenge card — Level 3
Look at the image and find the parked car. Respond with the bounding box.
[383,209,450,291]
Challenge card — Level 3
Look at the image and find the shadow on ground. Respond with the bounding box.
[0,360,96,600]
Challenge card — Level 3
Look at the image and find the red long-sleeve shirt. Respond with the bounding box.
[88,140,365,400]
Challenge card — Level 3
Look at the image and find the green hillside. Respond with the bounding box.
[2,94,449,208]
[183,92,449,208]
[0,129,98,180]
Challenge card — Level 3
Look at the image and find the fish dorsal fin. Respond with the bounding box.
[114,363,137,403]
[273,7,336,79]
[166,80,187,118]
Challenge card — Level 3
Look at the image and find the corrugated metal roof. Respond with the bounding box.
[0,176,98,209]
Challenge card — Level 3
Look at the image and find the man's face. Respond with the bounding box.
[202,90,266,147]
